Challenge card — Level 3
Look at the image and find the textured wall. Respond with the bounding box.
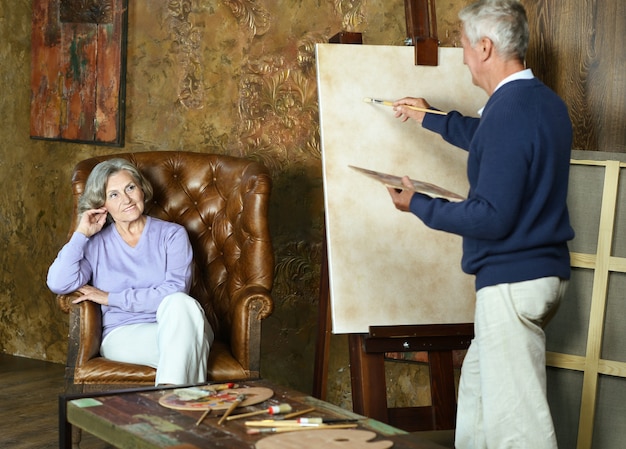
[1,0,623,413]
[0,0,441,407]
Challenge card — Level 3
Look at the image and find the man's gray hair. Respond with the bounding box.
[459,0,529,62]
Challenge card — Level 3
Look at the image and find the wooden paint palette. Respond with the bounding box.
[159,386,273,411]
[256,429,393,449]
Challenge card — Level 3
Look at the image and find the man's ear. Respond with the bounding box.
[479,37,494,61]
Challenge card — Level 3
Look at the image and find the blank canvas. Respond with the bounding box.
[316,44,488,334]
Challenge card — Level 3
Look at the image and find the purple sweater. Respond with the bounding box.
[47,216,193,338]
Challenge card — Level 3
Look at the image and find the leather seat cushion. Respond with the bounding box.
[75,341,246,384]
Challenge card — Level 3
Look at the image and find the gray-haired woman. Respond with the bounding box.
[48,158,213,385]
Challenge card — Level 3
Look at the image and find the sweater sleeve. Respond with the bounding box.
[409,189,519,240]
[46,232,93,294]
[410,106,531,240]
[422,110,480,151]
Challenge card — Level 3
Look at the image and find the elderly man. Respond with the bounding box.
[388,1,574,448]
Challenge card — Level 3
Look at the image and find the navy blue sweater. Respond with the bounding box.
[411,77,575,290]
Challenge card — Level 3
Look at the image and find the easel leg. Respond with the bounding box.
[348,334,389,423]
[428,350,458,429]
[312,233,331,400]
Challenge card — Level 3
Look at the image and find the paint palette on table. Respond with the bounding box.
[159,385,273,411]
[256,429,393,449]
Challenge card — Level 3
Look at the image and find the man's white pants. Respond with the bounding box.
[455,276,568,449]
[100,292,214,385]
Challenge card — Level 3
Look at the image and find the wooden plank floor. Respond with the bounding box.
[0,353,113,449]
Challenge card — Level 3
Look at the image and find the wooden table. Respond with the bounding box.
[59,379,447,449]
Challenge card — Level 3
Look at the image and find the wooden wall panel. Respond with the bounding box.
[30,0,63,139]
[96,18,126,143]
[61,22,98,141]
[524,0,626,153]
[30,0,127,146]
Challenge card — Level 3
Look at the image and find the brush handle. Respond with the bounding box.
[405,105,448,115]
[226,403,292,421]
[218,395,245,425]
[366,97,447,115]
[247,423,358,434]
[195,408,212,426]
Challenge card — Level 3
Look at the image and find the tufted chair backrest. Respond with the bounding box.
[70,151,274,350]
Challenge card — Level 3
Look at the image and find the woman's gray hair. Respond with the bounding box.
[78,158,153,216]
[459,0,529,62]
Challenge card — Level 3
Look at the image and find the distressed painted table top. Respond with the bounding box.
[63,379,446,448]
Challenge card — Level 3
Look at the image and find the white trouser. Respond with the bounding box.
[100,292,214,385]
[455,276,568,449]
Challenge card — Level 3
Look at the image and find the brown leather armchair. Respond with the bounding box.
[56,151,274,393]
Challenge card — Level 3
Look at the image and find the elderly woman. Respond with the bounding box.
[47,158,213,385]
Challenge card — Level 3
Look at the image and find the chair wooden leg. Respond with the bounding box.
[59,393,82,449]
[59,394,71,449]
[62,372,84,449]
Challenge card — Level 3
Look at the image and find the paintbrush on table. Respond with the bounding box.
[246,423,359,435]
[218,394,246,425]
[195,408,212,426]
[226,403,292,421]
[282,406,316,420]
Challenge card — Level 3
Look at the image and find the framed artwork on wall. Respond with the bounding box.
[30,0,128,146]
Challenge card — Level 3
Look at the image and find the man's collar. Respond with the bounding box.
[478,69,534,116]
[493,68,534,93]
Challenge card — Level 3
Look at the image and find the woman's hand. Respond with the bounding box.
[76,208,108,237]
[73,284,109,306]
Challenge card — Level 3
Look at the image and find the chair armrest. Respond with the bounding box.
[57,291,81,314]
[64,296,103,369]
[229,285,273,374]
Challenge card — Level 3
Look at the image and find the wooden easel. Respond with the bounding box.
[311,28,362,402]
[404,0,439,66]
[313,238,473,432]
[347,325,473,431]
[314,14,472,431]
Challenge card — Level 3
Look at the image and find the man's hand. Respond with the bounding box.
[393,97,432,124]
[387,176,415,212]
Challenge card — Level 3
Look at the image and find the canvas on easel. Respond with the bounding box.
[316,44,488,334]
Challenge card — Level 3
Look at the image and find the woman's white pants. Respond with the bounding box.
[100,292,214,385]
[455,276,568,449]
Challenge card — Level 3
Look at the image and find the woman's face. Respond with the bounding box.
[103,170,145,224]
